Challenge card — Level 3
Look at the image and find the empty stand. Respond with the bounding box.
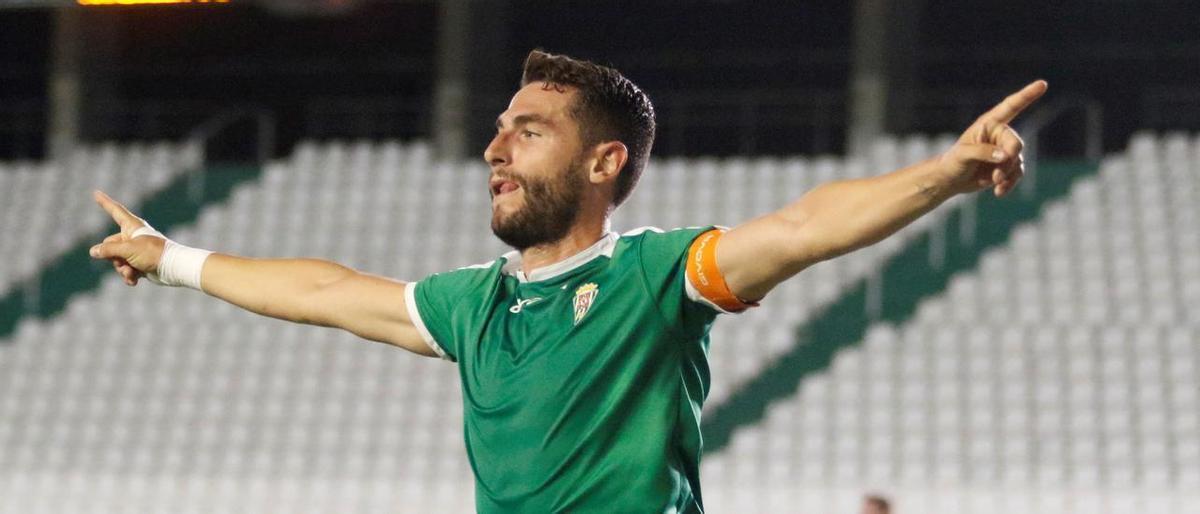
[700,132,1200,513]
[1,134,1193,513]
[0,142,199,294]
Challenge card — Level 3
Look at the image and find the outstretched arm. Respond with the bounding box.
[717,80,1048,301]
[88,191,437,358]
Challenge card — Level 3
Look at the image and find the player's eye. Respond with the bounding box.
[521,130,539,138]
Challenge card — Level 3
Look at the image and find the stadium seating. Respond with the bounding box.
[0,142,199,294]
[624,135,963,407]
[0,141,486,513]
[700,132,1200,513]
[1,133,1194,513]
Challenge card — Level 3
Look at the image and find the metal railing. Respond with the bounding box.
[1018,96,1104,198]
[86,99,232,142]
[864,98,1104,320]
[184,107,277,202]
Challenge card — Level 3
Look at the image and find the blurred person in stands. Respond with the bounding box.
[88,49,1044,513]
[862,494,892,514]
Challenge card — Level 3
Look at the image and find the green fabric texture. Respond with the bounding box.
[0,165,261,342]
[413,227,719,514]
[700,160,1100,452]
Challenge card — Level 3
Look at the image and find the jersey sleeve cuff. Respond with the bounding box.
[404,280,454,361]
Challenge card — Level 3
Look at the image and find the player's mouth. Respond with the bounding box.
[490,177,522,199]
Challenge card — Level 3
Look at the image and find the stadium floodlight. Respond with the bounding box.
[77,0,230,4]
[0,0,229,6]
[0,0,374,11]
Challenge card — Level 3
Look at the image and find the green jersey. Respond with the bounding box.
[405,227,727,513]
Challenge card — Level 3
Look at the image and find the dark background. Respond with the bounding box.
[1,0,1197,160]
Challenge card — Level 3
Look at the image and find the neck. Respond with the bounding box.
[519,220,609,276]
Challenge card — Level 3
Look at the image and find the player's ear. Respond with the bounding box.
[587,141,628,186]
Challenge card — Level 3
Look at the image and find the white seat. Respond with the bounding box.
[5,135,1200,511]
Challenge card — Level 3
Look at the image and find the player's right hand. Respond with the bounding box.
[89,190,165,287]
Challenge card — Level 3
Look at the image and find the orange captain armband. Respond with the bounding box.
[685,229,760,313]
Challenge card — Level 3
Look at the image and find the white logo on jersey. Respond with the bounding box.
[509,297,543,314]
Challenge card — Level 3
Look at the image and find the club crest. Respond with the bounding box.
[572,283,599,325]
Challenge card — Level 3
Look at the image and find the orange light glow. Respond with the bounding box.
[78,0,230,5]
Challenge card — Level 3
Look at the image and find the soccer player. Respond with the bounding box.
[89,50,1044,513]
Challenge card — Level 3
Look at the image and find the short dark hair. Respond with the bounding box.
[520,49,655,207]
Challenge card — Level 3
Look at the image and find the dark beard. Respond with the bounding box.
[491,159,585,251]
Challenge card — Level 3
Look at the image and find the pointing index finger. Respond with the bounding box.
[92,190,141,231]
[981,80,1049,124]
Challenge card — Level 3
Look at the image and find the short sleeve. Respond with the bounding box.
[404,278,456,361]
[626,227,721,339]
[406,262,500,362]
[632,226,757,321]
[682,228,759,314]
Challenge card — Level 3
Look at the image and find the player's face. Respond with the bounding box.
[485,82,589,250]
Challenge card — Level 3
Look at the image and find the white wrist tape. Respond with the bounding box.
[157,240,213,290]
[130,225,212,291]
[131,225,165,240]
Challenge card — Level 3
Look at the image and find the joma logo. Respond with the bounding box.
[509,297,543,314]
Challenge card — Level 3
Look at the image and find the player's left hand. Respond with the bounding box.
[937,80,1048,197]
[90,190,164,287]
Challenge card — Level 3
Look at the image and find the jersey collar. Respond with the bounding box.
[501,232,618,283]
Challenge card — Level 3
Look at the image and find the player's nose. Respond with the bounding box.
[483,133,510,169]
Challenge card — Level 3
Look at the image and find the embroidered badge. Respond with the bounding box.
[572,283,599,325]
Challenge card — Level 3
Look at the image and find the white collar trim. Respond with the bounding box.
[501,232,618,283]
